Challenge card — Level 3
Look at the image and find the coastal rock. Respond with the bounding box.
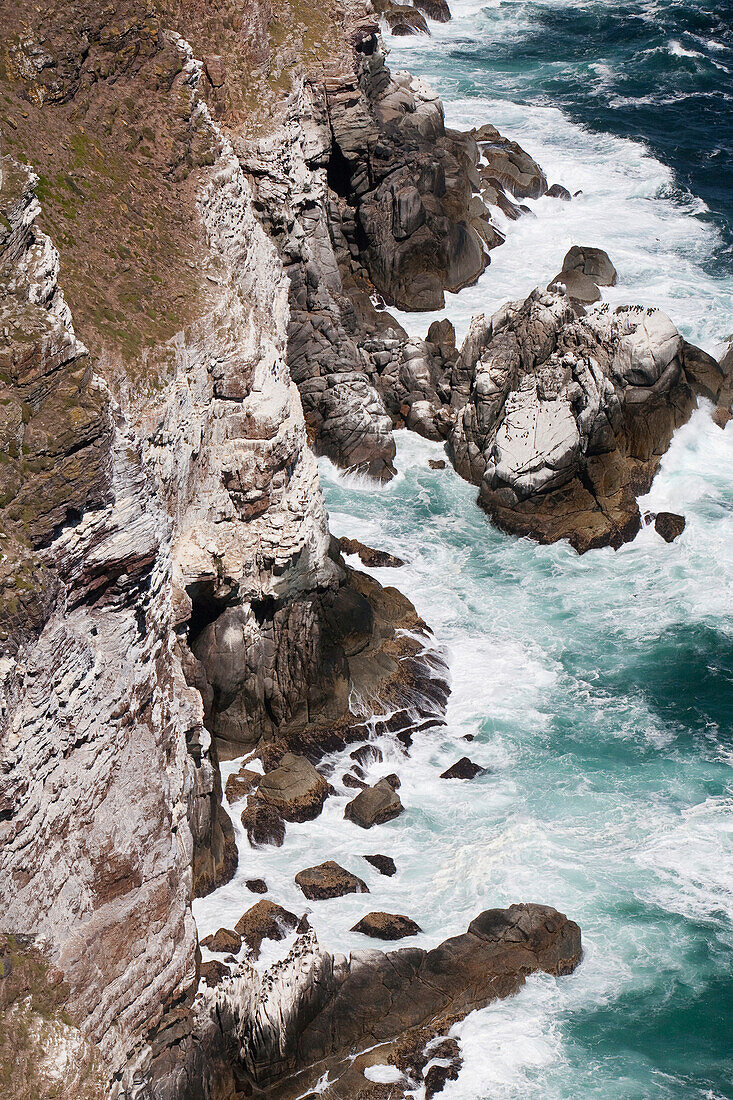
[547,183,572,201]
[351,912,423,939]
[345,778,404,828]
[234,900,298,959]
[655,511,686,542]
[440,757,485,779]
[448,285,730,551]
[295,861,369,900]
[351,744,384,767]
[225,767,261,804]
[246,879,268,895]
[343,772,368,790]
[200,960,231,987]
[256,753,330,823]
[373,1,431,36]
[562,245,618,285]
[339,536,405,568]
[241,801,286,848]
[363,854,397,876]
[201,928,242,954]
[414,0,452,21]
[220,903,582,1093]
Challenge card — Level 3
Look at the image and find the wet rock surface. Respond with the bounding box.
[338,536,405,568]
[351,911,423,939]
[345,778,405,828]
[363,854,397,876]
[440,757,486,779]
[655,511,686,542]
[234,900,299,959]
[200,928,242,954]
[296,861,369,900]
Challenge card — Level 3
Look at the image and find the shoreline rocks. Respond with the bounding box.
[295,861,369,901]
[345,778,404,828]
[448,283,729,552]
[351,911,423,939]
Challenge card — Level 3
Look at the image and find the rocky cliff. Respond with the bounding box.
[0,3,587,1097]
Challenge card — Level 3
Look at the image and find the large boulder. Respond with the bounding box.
[351,912,422,939]
[655,511,686,543]
[234,901,298,959]
[448,285,729,552]
[200,928,242,955]
[256,753,329,823]
[548,245,617,303]
[345,778,404,828]
[295,861,370,900]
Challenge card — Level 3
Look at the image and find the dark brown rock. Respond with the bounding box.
[199,960,230,987]
[234,900,298,959]
[246,878,268,894]
[295,861,369,901]
[561,244,617,286]
[655,512,686,543]
[414,0,452,21]
[345,779,404,828]
[200,928,242,955]
[225,767,261,804]
[363,854,397,876]
[338,537,405,568]
[351,744,384,767]
[351,912,422,939]
[440,757,485,780]
[546,183,572,201]
[343,772,368,790]
[429,458,447,469]
[241,801,286,848]
[383,772,401,790]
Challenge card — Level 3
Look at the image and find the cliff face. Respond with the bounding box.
[0,152,201,1088]
[0,3,584,1097]
[0,4,347,1092]
[0,4,471,1093]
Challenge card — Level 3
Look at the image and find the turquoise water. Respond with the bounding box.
[319,421,733,1098]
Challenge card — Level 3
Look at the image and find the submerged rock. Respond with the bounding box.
[351,911,423,939]
[295,861,369,901]
[345,779,404,828]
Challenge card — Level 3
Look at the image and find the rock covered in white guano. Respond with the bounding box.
[448,284,729,551]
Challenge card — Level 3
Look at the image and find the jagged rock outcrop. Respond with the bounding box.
[240,11,548,477]
[447,287,730,552]
[192,903,580,1098]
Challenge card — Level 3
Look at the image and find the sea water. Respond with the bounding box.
[194,3,733,1095]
